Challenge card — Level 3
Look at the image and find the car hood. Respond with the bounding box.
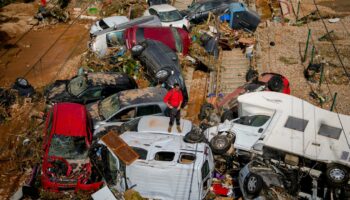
[45,80,72,102]
[86,101,103,123]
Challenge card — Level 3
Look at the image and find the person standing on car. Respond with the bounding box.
[163,83,183,133]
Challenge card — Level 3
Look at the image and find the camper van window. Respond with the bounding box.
[132,147,148,160]
[201,160,210,180]
[284,116,308,132]
[234,115,270,127]
[178,153,196,164]
[318,124,342,140]
[155,152,175,161]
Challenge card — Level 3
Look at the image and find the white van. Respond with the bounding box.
[91,129,214,200]
[205,91,350,186]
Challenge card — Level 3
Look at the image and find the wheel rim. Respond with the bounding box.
[329,168,345,181]
[214,138,226,149]
[247,176,257,192]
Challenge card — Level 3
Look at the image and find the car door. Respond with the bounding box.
[231,115,271,151]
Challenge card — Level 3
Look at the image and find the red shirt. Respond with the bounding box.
[163,89,183,108]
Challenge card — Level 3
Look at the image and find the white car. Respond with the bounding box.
[144,4,190,29]
[90,16,129,35]
[205,91,350,187]
[91,127,214,200]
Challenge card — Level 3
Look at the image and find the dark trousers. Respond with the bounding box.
[168,108,180,126]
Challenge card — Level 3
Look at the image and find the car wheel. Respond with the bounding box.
[209,135,230,155]
[184,131,205,143]
[245,69,259,82]
[326,164,349,187]
[267,75,283,92]
[244,173,263,196]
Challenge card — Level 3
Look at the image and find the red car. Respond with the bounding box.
[42,103,102,192]
[124,26,191,55]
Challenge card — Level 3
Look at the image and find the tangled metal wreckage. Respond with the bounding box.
[3,0,350,199]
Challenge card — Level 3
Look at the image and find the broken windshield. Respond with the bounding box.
[158,10,183,22]
[100,94,120,119]
[68,76,88,96]
[48,135,88,159]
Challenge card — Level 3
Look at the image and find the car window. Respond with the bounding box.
[132,147,148,160]
[149,8,158,15]
[106,31,125,47]
[158,10,183,22]
[136,105,162,117]
[171,28,183,53]
[98,19,110,29]
[201,160,210,179]
[178,153,196,164]
[155,151,175,161]
[109,107,136,122]
[318,124,342,140]
[82,88,102,99]
[100,94,121,120]
[234,115,270,127]
[68,76,88,96]
[48,135,88,159]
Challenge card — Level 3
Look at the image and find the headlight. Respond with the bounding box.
[156,70,169,80]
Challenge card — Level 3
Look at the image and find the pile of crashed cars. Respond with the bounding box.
[16,0,350,199]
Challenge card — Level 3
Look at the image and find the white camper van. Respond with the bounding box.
[91,128,214,200]
[205,91,350,186]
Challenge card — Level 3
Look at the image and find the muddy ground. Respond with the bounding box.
[0,0,349,199]
[256,0,350,115]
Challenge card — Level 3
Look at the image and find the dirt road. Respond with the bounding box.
[0,23,89,88]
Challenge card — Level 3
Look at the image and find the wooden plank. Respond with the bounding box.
[101,131,139,165]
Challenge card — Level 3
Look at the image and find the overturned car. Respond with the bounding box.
[131,39,189,107]
[44,72,137,104]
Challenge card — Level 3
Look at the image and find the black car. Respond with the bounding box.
[44,72,137,104]
[181,0,234,24]
[131,39,189,107]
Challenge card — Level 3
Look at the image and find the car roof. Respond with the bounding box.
[52,103,88,137]
[118,87,167,108]
[101,16,129,25]
[86,72,129,86]
[149,4,177,12]
[121,131,207,157]
[137,116,192,135]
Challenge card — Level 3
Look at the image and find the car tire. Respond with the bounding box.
[209,135,230,155]
[326,164,349,187]
[245,69,259,82]
[12,77,35,97]
[244,173,263,196]
[184,131,205,143]
[267,75,283,92]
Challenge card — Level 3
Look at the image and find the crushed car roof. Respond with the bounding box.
[117,87,167,108]
[52,103,88,137]
[87,72,129,86]
[137,116,192,135]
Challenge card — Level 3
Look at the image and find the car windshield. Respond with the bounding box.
[100,94,120,119]
[171,28,183,53]
[48,134,88,159]
[68,76,88,96]
[158,10,183,22]
[99,19,110,29]
[188,3,201,12]
[234,115,270,127]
